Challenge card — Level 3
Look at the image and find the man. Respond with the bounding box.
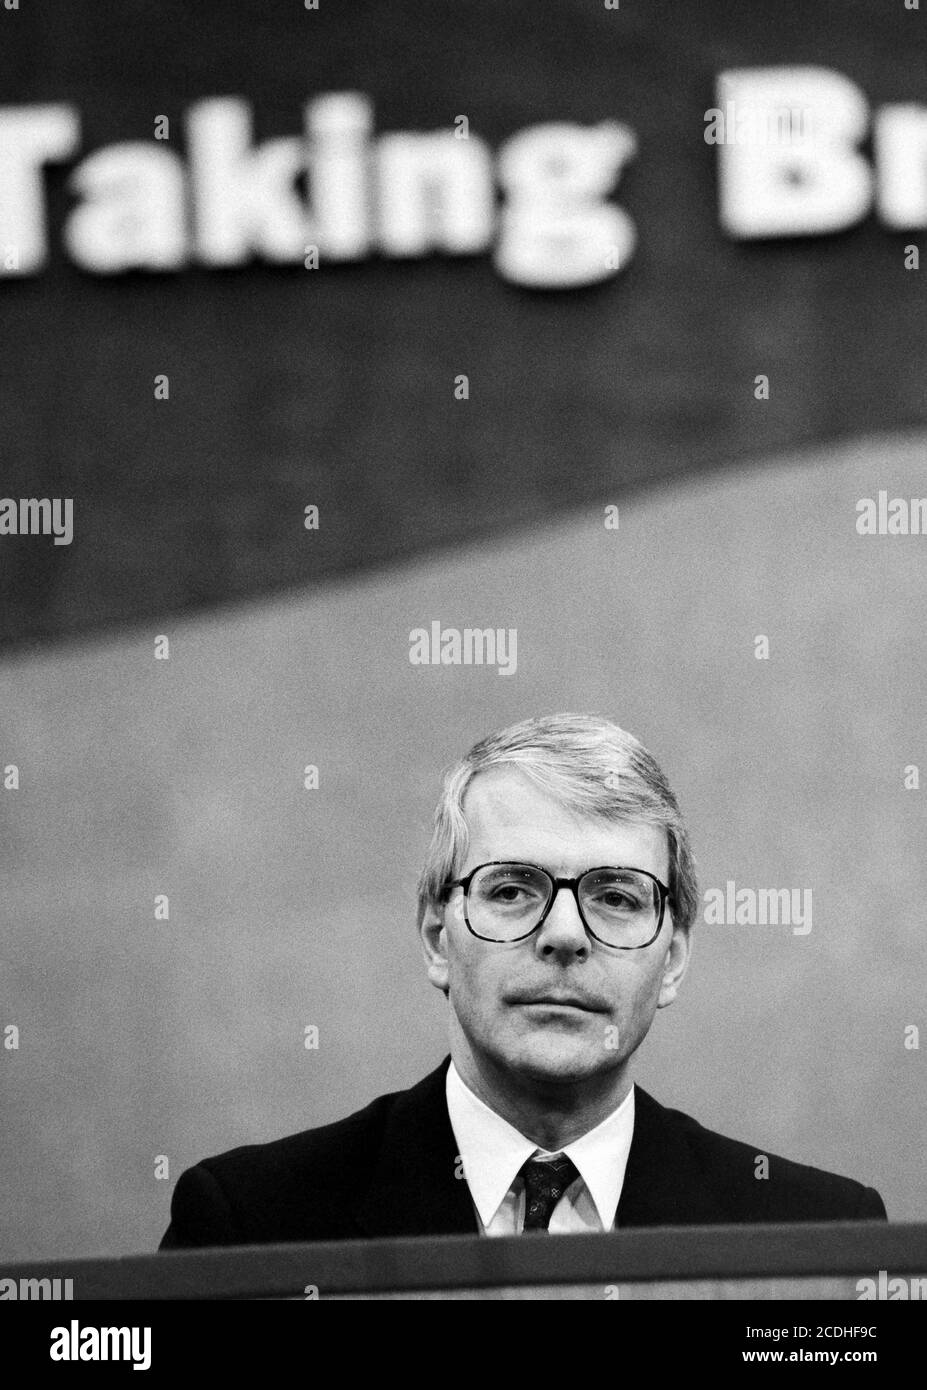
[160,712,885,1247]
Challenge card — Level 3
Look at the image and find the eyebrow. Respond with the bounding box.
[470,857,663,877]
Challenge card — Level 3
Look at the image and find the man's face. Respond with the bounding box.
[420,766,690,1087]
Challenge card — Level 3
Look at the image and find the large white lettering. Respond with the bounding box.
[187,98,307,264]
[65,144,188,271]
[874,104,927,228]
[0,105,80,273]
[0,71,923,284]
[495,121,637,287]
[716,67,872,237]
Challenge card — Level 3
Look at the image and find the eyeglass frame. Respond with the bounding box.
[441,860,673,949]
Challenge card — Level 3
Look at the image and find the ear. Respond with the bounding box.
[420,903,450,995]
[656,923,691,1009]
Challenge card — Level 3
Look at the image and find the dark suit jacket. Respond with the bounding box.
[159,1057,886,1248]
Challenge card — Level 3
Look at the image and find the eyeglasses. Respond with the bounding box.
[442,861,671,949]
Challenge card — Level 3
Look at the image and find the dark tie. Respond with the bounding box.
[520,1153,580,1232]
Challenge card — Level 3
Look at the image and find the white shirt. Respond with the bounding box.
[445,1060,635,1236]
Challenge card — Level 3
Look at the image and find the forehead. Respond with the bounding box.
[460,766,669,879]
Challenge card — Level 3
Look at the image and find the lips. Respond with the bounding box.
[510,993,605,1012]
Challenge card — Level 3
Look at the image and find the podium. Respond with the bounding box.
[3,1223,926,1299]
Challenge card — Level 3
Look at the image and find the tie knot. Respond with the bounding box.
[520,1153,580,1232]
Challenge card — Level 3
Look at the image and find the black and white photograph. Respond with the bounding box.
[1,0,925,1355]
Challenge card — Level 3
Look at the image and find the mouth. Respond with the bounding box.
[510,996,604,1013]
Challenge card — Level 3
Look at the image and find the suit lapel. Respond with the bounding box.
[356,1065,725,1236]
[355,1056,478,1238]
[616,1085,727,1227]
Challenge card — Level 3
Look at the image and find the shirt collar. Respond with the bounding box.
[445,1060,635,1230]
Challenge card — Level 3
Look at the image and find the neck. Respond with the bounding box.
[450,1032,632,1150]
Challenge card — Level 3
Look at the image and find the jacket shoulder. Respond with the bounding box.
[657,1096,887,1221]
[162,1085,402,1247]
[203,1087,396,1188]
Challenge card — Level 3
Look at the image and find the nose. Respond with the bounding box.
[533,884,590,959]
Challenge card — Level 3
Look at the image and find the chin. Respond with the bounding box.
[504,1033,612,1085]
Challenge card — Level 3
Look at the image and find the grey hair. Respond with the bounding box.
[416,712,698,934]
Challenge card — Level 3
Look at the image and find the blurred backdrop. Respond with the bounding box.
[1,0,925,1258]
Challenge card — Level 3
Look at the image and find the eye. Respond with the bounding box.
[475,869,548,907]
[593,888,642,911]
[489,881,541,903]
[600,889,637,908]
[584,877,651,914]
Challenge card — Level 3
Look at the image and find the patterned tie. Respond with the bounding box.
[520,1153,580,1232]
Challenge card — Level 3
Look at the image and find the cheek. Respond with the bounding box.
[608,952,666,1014]
[445,930,482,995]
[447,936,511,1013]
[628,954,669,1016]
